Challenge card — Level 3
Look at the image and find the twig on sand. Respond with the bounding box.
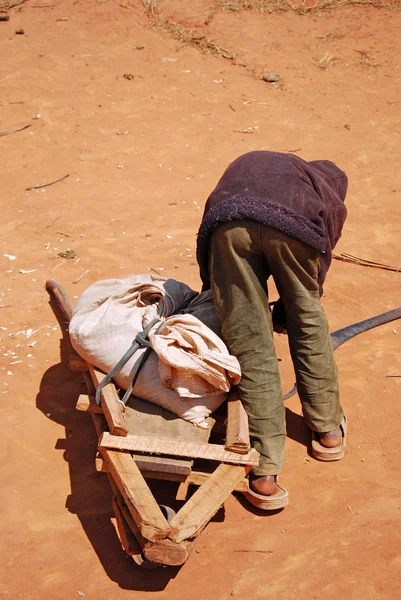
[0,123,31,137]
[233,549,273,553]
[386,374,401,378]
[26,174,69,191]
[73,270,90,284]
[46,215,62,228]
[333,252,401,273]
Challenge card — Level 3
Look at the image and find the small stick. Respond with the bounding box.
[233,550,273,554]
[0,123,31,137]
[386,374,401,378]
[342,252,398,268]
[56,231,71,237]
[46,215,62,228]
[26,174,69,191]
[333,253,401,273]
[73,269,89,284]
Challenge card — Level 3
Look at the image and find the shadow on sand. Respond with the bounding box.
[36,292,227,591]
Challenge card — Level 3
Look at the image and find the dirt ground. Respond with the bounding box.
[1,0,401,598]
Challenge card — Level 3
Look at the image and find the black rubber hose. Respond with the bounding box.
[283,306,401,400]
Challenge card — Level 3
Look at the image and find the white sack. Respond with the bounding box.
[69,275,241,428]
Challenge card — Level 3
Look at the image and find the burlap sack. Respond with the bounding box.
[69,275,241,427]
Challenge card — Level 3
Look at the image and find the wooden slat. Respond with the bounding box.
[112,498,141,556]
[112,480,188,566]
[143,538,188,567]
[132,453,192,476]
[168,464,251,543]
[76,394,103,414]
[176,481,190,502]
[100,448,172,542]
[139,469,250,493]
[110,481,146,549]
[99,433,260,465]
[225,389,251,454]
[96,455,193,476]
[69,353,89,372]
[89,365,129,437]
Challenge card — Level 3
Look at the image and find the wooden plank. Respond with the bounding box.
[69,353,89,372]
[143,538,188,567]
[176,481,190,501]
[99,448,172,542]
[89,365,129,437]
[132,453,192,476]
[112,480,187,567]
[96,455,193,476]
[225,389,251,454]
[168,464,251,543]
[112,498,141,556]
[140,469,249,492]
[76,394,103,414]
[125,395,215,442]
[99,432,260,465]
[110,480,147,549]
[95,455,107,472]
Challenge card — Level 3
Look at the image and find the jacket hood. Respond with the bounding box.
[308,159,348,204]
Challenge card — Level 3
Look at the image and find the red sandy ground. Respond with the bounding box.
[1,1,401,598]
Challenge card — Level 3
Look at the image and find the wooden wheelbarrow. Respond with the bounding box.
[46,279,259,569]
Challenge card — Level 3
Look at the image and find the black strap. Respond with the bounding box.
[94,317,161,406]
[94,294,198,406]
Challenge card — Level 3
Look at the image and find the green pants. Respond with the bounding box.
[209,221,344,475]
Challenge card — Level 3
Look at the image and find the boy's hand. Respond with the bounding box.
[271,298,288,335]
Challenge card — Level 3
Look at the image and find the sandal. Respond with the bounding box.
[311,415,347,462]
[242,476,289,511]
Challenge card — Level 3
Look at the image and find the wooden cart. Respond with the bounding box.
[47,279,259,569]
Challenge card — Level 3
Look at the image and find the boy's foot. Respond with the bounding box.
[243,475,289,510]
[319,427,342,448]
[250,475,277,496]
[311,415,347,462]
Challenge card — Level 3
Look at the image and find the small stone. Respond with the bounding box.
[57,249,76,260]
[15,28,25,35]
[262,72,281,83]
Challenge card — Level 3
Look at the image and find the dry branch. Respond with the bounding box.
[26,174,69,191]
[0,123,30,137]
[333,252,401,273]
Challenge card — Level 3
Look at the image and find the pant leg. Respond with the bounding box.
[209,221,285,476]
[260,227,344,433]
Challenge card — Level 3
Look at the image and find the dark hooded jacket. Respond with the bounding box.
[196,150,348,295]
